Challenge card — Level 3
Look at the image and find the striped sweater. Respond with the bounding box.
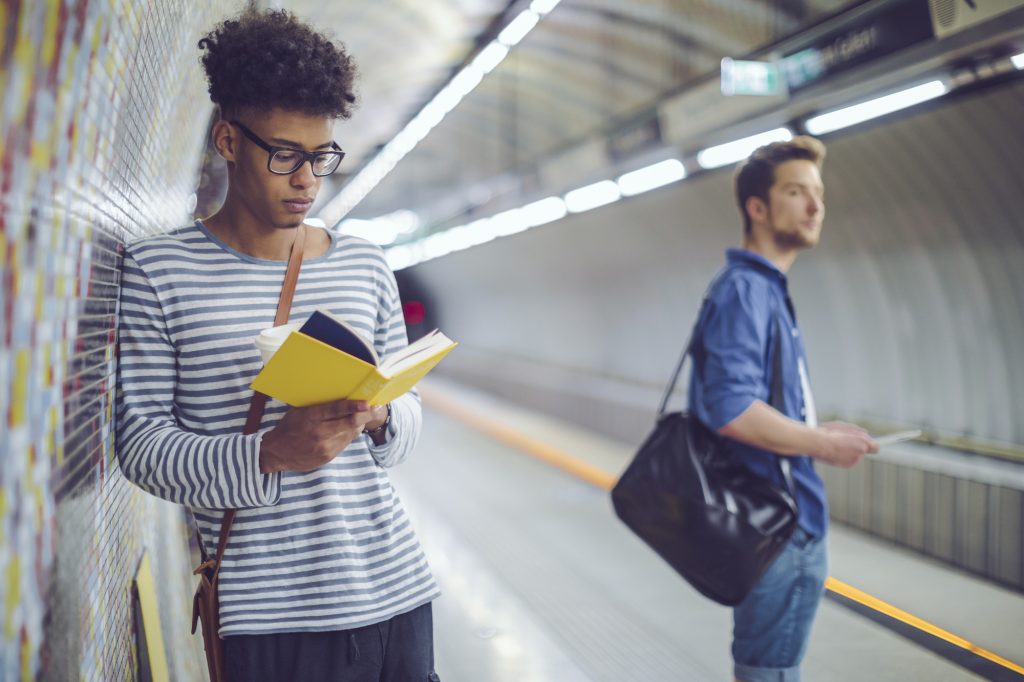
[116,220,439,636]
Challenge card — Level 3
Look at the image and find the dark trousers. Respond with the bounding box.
[223,603,440,682]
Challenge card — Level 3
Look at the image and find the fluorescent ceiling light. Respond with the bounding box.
[473,43,509,75]
[383,155,689,272]
[520,196,567,227]
[617,159,686,197]
[386,244,416,271]
[338,210,419,246]
[564,180,621,213]
[447,64,485,98]
[433,84,469,114]
[805,80,948,136]
[498,10,539,47]
[318,9,551,226]
[530,0,561,14]
[443,225,477,253]
[697,128,793,169]
[414,103,445,131]
[1012,52,1024,70]
[342,218,401,246]
[422,231,460,260]
[491,208,527,236]
[387,130,418,157]
[464,218,498,247]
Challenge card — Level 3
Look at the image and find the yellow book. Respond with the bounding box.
[251,310,457,407]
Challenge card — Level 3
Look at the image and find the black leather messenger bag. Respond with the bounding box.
[611,312,798,606]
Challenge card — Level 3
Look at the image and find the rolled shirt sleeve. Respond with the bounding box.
[697,275,772,430]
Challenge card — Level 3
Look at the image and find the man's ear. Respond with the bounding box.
[211,120,237,163]
[745,195,768,226]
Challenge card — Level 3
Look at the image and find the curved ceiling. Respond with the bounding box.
[283,0,855,219]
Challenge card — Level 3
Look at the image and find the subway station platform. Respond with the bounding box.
[4,2,1024,679]
[390,379,1024,682]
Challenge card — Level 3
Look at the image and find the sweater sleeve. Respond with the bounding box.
[115,252,281,509]
[365,256,423,467]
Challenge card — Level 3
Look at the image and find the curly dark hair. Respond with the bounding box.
[198,8,357,119]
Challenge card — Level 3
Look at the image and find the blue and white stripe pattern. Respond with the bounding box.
[116,221,438,636]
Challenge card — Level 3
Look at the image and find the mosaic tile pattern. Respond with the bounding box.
[1,1,235,679]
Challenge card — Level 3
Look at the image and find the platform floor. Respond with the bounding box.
[388,379,1024,682]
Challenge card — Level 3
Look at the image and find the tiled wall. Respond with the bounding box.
[1,1,235,679]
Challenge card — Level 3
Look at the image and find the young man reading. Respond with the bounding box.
[117,9,440,681]
[688,136,878,682]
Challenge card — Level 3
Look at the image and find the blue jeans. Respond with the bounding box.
[732,527,827,682]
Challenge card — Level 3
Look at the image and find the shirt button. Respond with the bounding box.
[791,328,799,337]
[800,407,806,416]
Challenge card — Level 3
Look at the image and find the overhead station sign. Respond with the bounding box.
[779,0,936,93]
[718,0,1023,99]
[719,0,940,97]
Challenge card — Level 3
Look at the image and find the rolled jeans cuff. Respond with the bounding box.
[735,662,802,682]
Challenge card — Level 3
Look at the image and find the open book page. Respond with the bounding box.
[300,310,378,365]
[379,330,456,377]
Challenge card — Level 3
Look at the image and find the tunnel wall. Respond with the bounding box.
[410,79,1024,590]
[0,2,233,679]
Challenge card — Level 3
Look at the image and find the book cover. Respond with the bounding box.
[298,310,377,365]
[250,312,456,407]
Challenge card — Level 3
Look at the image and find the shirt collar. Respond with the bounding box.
[726,248,788,287]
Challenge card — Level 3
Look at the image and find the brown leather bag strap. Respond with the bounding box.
[211,225,307,577]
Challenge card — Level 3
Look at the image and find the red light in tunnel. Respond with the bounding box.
[403,300,426,326]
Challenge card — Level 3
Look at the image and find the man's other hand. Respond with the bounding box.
[815,421,879,468]
[259,399,376,473]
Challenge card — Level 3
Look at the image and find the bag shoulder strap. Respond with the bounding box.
[659,267,797,496]
[657,267,733,415]
[209,225,307,579]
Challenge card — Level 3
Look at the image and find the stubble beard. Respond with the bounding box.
[773,229,816,250]
[768,208,818,251]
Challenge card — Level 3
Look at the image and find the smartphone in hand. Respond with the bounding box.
[873,429,922,446]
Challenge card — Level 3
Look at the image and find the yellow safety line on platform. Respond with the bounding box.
[422,388,618,491]
[825,577,1024,675]
[422,387,1024,677]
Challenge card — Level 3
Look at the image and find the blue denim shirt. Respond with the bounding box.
[687,248,828,537]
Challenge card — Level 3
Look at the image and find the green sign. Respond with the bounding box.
[720,58,785,97]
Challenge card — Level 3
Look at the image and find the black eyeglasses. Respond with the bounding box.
[230,120,345,176]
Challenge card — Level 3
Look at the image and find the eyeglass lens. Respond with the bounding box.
[270,150,343,176]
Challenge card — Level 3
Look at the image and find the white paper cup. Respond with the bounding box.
[254,322,302,364]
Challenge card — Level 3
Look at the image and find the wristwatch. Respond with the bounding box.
[363,403,392,438]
